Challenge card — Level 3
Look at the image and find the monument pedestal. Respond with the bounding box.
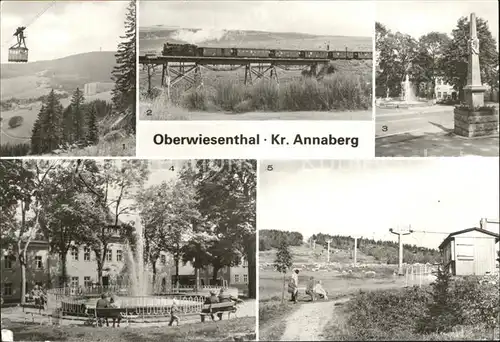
[454,106,499,138]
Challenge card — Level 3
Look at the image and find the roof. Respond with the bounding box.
[438,227,500,250]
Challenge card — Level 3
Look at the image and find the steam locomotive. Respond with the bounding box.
[162,43,372,60]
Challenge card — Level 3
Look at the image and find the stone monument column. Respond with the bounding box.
[463,12,487,108]
[454,12,499,138]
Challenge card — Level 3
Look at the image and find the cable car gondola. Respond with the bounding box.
[8,26,28,63]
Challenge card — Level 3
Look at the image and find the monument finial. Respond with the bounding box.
[470,12,477,37]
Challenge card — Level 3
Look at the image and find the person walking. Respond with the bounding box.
[169,299,180,326]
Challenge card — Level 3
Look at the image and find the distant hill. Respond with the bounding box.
[1,51,117,99]
[259,230,441,265]
[139,27,372,54]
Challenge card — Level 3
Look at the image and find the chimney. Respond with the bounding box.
[480,218,487,230]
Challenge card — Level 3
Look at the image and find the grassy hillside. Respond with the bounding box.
[1,51,117,98]
[139,27,372,54]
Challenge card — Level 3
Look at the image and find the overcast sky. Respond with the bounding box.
[377,0,499,45]
[140,1,373,37]
[0,1,128,63]
[258,159,499,250]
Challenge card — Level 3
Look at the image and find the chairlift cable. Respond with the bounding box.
[2,1,57,47]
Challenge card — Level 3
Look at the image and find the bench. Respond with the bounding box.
[199,302,237,322]
[86,308,129,327]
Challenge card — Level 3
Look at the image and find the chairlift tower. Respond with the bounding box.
[389,225,413,275]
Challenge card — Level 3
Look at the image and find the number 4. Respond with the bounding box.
[169,166,174,171]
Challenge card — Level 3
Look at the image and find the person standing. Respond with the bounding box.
[288,268,300,304]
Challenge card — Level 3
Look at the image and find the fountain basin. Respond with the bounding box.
[377,99,431,109]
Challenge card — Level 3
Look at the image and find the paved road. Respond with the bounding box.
[375,106,455,138]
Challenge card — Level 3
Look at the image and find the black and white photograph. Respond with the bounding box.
[258,159,499,341]
[0,1,137,157]
[375,0,499,157]
[139,1,373,121]
[0,159,257,342]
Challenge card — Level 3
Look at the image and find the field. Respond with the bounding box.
[139,28,373,120]
[2,317,256,342]
[259,240,499,341]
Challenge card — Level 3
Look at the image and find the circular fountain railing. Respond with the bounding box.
[46,285,205,319]
[45,284,238,320]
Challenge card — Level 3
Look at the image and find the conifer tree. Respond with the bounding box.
[70,88,85,142]
[62,105,73,144]
[86,104,99,145]
[111,0,136,134]
[31,90,64,154]
[31,107,43,154]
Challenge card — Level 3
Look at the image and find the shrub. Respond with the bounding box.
[182,88,209,111]
[8,116,23,128]
[211,79,249,111]
[344,287,430,340]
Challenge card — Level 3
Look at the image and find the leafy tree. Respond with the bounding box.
[274,241,293,303]
[136,180,200,287]
[75,159,149,284]
[413,32,450,98]
[181,227,217,292]
[180,159,257,298]
[441,15,499,100]
[86,104,99,145]
[39,161,90,286]
[111,0,136,134]
[0,160,61,299]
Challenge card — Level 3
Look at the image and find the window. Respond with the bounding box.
[443,92,448,98]
[4,255,14,269]
[84,247,91,261]
[437,92,442,98]
[84,276,92,287]
[242,258,248,268]
[35,256,43,269]
[3,283,12,296]
[71,247,79,261]
[106,249,112,262]
[243,274,248,283]
[71,277,79,288]
[116,250,123,262]
[234,274,240,283]
[161,255,166,265]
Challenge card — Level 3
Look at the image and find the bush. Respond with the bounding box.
[8,116,23,128]
[211,79,249,112]
[182,88,209,111]
[342,269,500,340]
[344,287,430,340]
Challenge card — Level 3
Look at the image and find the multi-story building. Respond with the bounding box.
[1,233,249,303]
[434,77,457,100]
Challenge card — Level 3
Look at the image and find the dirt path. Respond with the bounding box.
[280,297,350,341]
